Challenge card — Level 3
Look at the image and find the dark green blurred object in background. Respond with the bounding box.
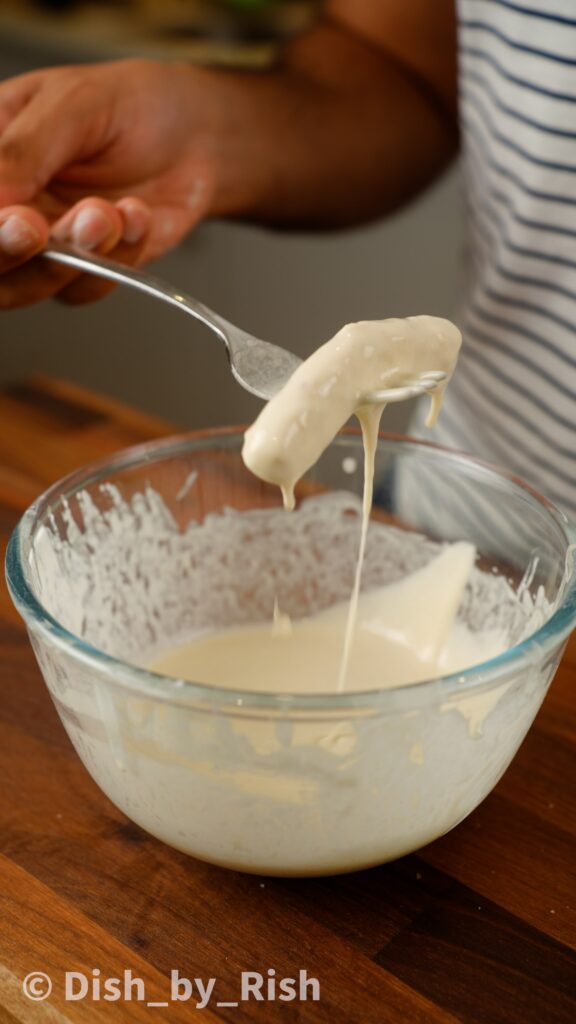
[24,0,323,43]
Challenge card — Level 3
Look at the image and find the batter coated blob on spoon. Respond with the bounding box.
[242,315,462,509]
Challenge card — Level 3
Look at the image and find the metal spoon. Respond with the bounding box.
[43,242,446,403]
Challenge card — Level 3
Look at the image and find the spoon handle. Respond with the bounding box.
[43,241,233,348]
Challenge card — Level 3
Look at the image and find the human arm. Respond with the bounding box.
[0,0,457,306]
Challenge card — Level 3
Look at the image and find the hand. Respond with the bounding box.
[0,59,215,307]
[0,5,457,309]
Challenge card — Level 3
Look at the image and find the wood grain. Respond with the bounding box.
[0,376,574,1024]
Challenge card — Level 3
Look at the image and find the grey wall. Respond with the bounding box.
[1,38,463,433]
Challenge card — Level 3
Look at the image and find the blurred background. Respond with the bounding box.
[0,0,462,432]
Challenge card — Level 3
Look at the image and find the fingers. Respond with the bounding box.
[56,197,151,305]
[0,197,121,309]
[52,196,124,250]
[48,196,122,305]
[0,69,110,206]
[0,196,153,309]
[0,70,43,136]
[0,206,48,273]
[0,246,81,309]
[115,197,152,246]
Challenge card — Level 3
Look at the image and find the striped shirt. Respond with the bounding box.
[411,0,576,515]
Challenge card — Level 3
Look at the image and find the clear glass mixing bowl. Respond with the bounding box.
[6,431,576,876]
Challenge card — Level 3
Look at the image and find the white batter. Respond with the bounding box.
[242,315,462,509]
[243,315,464,691]
[153,316,480,694]
[151,543,506,692]
[31,313,551,876]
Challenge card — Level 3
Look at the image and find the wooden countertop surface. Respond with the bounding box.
[0,376,574,1024]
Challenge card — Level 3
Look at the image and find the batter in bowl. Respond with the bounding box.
[151,541,507,692]
[152,316,491,694]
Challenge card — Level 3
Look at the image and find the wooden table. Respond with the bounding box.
[0,376,574,1024]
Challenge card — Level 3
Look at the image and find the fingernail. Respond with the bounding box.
[70,207,112,250]
[122,217,147,245]
[119,202,149,245]
[0,215,40,255]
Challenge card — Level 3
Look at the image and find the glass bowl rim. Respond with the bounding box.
[6,428,576,714]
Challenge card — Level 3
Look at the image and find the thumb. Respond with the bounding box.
[0,74,111,206]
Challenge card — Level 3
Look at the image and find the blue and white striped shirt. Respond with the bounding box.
[412,0,576,515]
